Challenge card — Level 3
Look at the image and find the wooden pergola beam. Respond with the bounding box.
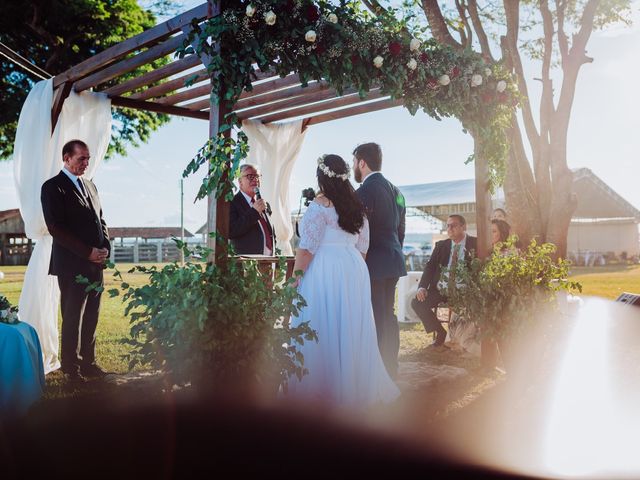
[259,89,385,124]
[103,55,202,97]
[180,74,300,111]
[304,97,403,126]
[53,3,209,88]
[155,82,211,105]
[239,85,357,120]
[235,81,328,111]
[51,81,73,132]
[74,34,188,93]
[110,96,208,120]
[127,67,208,101]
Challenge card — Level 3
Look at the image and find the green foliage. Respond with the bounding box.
[104,241,317,392]
[179,0,517,198]
[0,0,173,160]
[443,237,582,341]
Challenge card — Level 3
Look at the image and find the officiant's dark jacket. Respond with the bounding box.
[356,173,406,279]
[418,235,477,304]
[229,191,275,255]
[41,171,110,277]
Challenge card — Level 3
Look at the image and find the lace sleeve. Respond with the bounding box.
[356,217,370,254]
[298,203,327,254]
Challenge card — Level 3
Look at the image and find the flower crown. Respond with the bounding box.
[317,155,349,181]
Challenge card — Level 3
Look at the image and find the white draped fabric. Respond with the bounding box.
[13,78,112,374]
[242,119,307,256]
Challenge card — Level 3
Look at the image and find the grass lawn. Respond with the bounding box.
[2,262,639,407]
[569,264,640,299]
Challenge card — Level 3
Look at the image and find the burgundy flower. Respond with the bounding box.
[480,92,493,104]
[351,54,360,64]
[497,92,509,104]
[316,43,326,55]
[285,0,296,13]
[426,78,439,91]
[305,4,320,22]
[389,41,402,56]
[419,52,429,63]
[450,66,460,78]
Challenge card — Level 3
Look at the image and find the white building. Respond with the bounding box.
[398,168,640,261]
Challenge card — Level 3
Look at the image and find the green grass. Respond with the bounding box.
[569,264,640,300]
[0,263,161,374]
[2,262,639,406]
[3,262,639,374]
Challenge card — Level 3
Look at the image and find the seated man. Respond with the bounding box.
[411,214,477,347]
[229,164,275,255]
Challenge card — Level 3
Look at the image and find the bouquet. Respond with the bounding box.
[0,295,19,324]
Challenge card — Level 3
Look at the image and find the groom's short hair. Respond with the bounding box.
[353,143,382,171]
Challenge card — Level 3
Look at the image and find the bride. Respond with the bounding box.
[287,154,400,407]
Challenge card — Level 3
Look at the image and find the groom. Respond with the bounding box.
[353,143,406,379]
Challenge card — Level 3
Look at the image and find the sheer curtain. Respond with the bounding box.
[242,120,307,255]
[13,79,111,373]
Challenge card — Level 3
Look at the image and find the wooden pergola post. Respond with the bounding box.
[473,144,500,368]
[204,0,230,266]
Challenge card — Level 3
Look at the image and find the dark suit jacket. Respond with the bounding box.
[229,191,275,255]
[41,171,110,278]
[356,173,407,280]
[418,235,478,297]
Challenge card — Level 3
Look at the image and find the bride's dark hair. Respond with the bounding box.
[316,154,365,235]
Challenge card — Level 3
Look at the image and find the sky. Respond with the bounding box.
[1,2,639,235]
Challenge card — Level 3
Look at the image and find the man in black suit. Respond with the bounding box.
[229,164,275,255]
[353,143,406,379]
[41,140,111,381]
[412,214,477,347]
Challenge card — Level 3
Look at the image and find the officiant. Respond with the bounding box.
[229,164,276,255]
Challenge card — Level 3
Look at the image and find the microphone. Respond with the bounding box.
[253,187,272,216]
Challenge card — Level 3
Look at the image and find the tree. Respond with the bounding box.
[364,0,632,257]
[0,0,175,160]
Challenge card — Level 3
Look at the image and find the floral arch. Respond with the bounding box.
[181,0,516,259]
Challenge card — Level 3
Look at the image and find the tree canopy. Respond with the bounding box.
[0,0,174,160]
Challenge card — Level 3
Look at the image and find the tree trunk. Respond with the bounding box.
[503,117,543,247]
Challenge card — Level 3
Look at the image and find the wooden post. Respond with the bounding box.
[474,141,500,369]
[204,0,230,266]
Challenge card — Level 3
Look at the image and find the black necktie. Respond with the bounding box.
[77,178,86,197]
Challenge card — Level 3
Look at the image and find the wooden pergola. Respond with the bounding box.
[50,1,492,258]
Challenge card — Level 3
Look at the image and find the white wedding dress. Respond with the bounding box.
[288,201,400,407]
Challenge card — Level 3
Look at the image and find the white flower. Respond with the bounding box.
[471,73,483,87]
[485,67,492,77]
[245,4,256,17]
[327,13,338,24]
[373,56,384,68]
[438,74,450,86]
[406,58,417,71]
[305,30,317,43]
[264,10,276,25]
[496,80,507,93]
[409,38,421,52]
[0,309,6,319]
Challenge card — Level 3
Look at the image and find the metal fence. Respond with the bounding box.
[110,242,206,263]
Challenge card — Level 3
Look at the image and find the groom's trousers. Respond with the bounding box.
[370,277,400,379]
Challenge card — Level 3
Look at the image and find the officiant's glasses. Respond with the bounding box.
[242,174,261,181]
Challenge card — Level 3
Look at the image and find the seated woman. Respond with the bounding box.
[490,218,511,253]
